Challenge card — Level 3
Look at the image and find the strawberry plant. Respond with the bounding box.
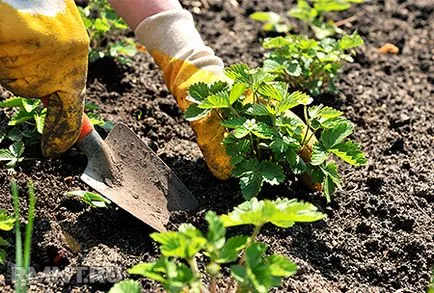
[112,197,325,293]
[185,64,366,201]
[288,0,364,39]
[0,97,111,169]
[78,0,137,64]
[262,32,363,95]
[0,209,15,264]
[65,190,111,208]
[249,11,292,33]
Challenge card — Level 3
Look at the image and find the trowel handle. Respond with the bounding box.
[41,96,94,141]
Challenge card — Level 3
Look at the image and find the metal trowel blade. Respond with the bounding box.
[79,123,198,232]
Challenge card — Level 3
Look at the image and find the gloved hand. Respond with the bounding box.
[0,0,89,157]
[134,9,232,179]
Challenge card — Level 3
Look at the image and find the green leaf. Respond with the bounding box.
[22,98,41,113]
[258,82,288,101]
[215,235,248,263]
[260,161,285,185]
[184,104,211,121]
[234,125,251,139]
[0,248,6,264]
[330,140,367,166]
[269,135,299,154]
[9,141,24,158]
[151,224,206,260]
[93,18,110,32]
[267,254,298,277]
[109,280,141,293]
[221,197,326,228]
[278,91,311,113]
[7,128,23,142]
[286,150,307,175]
[338,32,364,50]
[34,109,46,134]
[0,209,15,231]
[245,104,270,117]
[224,64,250,83]
[310,143,328,166]
[206,211,225,249]
[0,236,9,247]
[198,91,230,109]
[9,109,34,126]
[0,149,14,161]
[239,172,263,200]
[0,127,6,143]
[65,190,111,208]
[129,257,196,292]
[229,83,247,105]
[221,117,246,129]
[188,82,211,103]
[0,97,24,108]
[249,11,281,23]
[313,0,351,12]
[320,122,354,149]
[252,122,274,139]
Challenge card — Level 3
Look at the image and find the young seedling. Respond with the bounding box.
[112,197,325,293]
[185,64,367,201]
[262,32,364,95]
[65,190,111,208]
[78,0,137,64]
[11,179,36,293]
[0,98,111,169]
[288,0,364,39]
[0,209,15,264]
[249,11,292,33]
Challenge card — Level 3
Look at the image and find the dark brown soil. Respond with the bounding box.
[0,0,433,292]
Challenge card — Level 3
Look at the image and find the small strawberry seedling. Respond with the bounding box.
[112,197,325,293]
[185,64,366,201]
[288,0,364,39]
[78,0,137,64]
[249,11,292,33]
[262,32,363,95]
[0,98,111,169]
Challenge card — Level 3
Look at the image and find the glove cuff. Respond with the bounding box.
[134,9,223,73]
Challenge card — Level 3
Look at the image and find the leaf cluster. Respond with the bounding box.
[249,11,292,33]
[115,197,325,293]
[0,98,111,170]
[185,64,366,201]
[262,32,363,95]
[288,0,364,39]
[78,0,137,64]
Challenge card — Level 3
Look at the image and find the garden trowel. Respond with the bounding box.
[74,114,199,232]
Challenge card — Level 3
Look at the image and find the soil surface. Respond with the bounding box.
[0,0,433,292]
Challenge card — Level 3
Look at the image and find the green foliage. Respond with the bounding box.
[262,32,364,95]
[11,179,36,293]
[65,190,111,208]
[288,0,364,39]
[116,198,325,293]
[108,279,141,293]
[0,98,112,169]
[78,0,137,64]
[0,209,15,264]
[249,11,292,33]
[429,271,434,293]
[185,64,366,201]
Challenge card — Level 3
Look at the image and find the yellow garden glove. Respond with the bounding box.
[135,9,232,179]
[0,0,89,157]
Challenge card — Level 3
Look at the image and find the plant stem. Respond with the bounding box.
[188,257,200,278]
[11,180,22,293]
[301,105,311,147]
[23,180,36,291]
[210,275,217,293]
[229,106,241,119]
